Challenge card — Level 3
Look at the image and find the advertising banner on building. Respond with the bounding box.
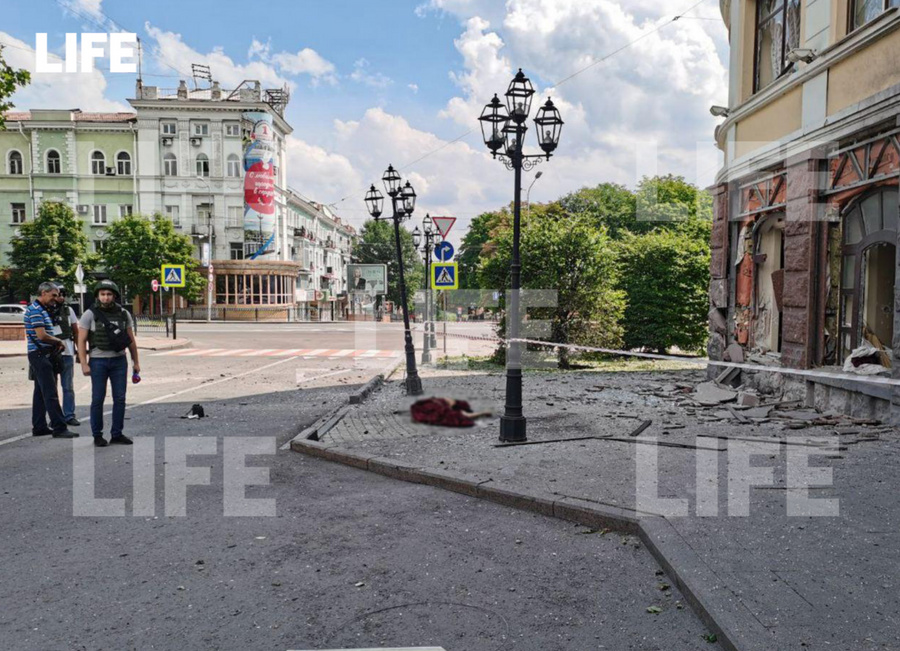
[242,111,276,260]
[348,264,388,296]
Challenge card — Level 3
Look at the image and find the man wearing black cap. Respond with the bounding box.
[77,280,140,447]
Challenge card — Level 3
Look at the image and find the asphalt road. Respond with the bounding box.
[0,323,718,650]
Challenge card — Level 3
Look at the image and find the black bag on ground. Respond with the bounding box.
[91,308,132,353]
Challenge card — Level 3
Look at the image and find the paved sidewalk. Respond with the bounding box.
[292,364,900,651]
[0,336,190,357]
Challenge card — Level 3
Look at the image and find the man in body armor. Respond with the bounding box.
[77,280,141,447]
[51,284,81,427]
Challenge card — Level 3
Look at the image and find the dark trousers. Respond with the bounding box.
[89,356,128,438]
[28,351,67,435]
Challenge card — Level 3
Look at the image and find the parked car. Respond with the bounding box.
[0,304,27,322]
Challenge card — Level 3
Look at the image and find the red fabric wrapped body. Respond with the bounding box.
[410,398,475,427]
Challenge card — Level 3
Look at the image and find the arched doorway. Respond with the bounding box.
[840,188,899,361]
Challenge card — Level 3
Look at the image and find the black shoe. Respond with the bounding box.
[52,430,77,439]
[110,435,133,445]
[66,418,81,426]
[93,436,108,447]
[32,430,52,437]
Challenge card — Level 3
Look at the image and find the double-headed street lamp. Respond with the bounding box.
[479,68,563,443]
[412,214,436,364]
[365,165,424,396]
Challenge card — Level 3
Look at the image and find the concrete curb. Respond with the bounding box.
[137,338,192,352]
[289,437,770,651]
[349,358,402,405]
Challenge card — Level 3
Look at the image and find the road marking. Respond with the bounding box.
[178,348,226,356]
[208,348,252,356]
[149,347,402,359]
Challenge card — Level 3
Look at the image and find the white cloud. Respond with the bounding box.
[272,48,337,85]
[144,24,337,89]
[435,0,728,191]
[408,83,419,93]
[1,31,129,112]
[64,0,104,20]
[349,58,393,89]
[288,0,728,241]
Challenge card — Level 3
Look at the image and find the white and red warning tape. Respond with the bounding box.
[409,323,900,389]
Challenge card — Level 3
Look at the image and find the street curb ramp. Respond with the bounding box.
[288,433,775,651]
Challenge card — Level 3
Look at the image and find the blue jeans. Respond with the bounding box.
[89,356,128,439]
[28,350,68,435]
[59,355,75,420]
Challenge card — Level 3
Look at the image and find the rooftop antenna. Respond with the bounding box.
[191,63,212,89]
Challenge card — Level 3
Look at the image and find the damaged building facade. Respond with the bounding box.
[710,0,900,420]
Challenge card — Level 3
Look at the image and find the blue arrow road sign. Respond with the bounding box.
[434,240,455,262]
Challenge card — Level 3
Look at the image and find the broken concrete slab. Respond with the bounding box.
[694,381,738,406]
[741,406,773,419]
[737,392,760,407]
[724,343,744,363]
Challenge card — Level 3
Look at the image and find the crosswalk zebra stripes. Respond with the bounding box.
[150,347,400,359]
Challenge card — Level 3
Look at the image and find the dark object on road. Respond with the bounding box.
[411,398,491,428]
[182,404,206,419]
[628,419,653,437]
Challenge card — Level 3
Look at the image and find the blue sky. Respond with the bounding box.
[2,0,729,241]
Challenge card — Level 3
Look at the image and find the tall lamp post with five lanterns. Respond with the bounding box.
[365,166,424,396]
[479,68,563,442]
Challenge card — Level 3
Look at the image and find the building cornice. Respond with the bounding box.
[715,80,900,184]
[127,99,293,135]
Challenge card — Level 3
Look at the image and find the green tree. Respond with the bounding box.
[101,214,203,306]
[9,201,89,297]
[634,174,712,238]
[559,183,637,238]
[458,210,503,290]
[617,228,710,354]
[353,219,424,313]
[0,46,30,129]
[479,204,625,368]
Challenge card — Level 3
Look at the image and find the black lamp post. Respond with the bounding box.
[365,166,424,396]
[479,69,563,442]
[412,213,436,364]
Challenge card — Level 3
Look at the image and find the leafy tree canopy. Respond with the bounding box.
[9,201,88,297]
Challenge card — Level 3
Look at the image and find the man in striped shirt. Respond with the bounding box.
[25,282,75,438]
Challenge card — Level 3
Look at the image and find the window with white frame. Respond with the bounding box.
[119,204,133,218]
[116,151,132,176]
[90,151,106,175]
[193,122,209,136]
[93,240,107,253]
[226,154,241,178]
[165,205,181,226]
[163,152,178,176]
[196,153,209,177]
[161,121,177,135]
[92,205,107,225]
[225,123,240,137]
[46,149,61,174]
[227,205,243,227]
[8,151,23,175]
[11,203,26,224]
[229,242,244,260]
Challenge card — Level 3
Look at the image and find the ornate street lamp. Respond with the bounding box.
[479,69,564,443]
[365,167,423,396]
[413,214,437,364]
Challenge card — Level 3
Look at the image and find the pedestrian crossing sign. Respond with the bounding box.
[160,264,186,288]
[431,262,458,290]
